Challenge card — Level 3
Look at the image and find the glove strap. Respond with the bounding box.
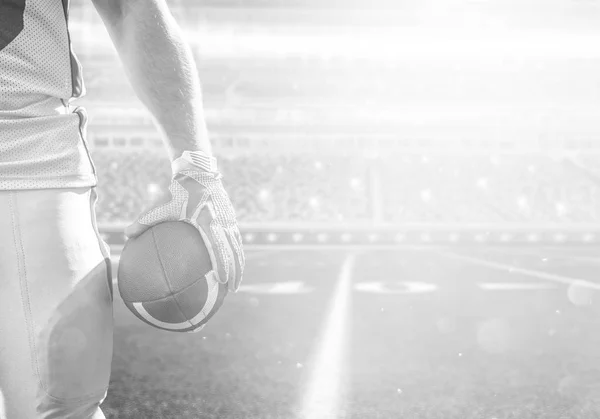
[172,150,218,174]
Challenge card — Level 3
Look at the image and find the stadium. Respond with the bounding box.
[67,0,600,417]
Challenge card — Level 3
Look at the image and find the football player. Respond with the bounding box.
[0,0,244,418]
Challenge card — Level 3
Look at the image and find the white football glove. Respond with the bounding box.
[125,151,245,292]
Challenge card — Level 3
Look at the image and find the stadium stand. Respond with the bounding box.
[380,153,600,225]
[93,149,371,225]
[92,147,600,228]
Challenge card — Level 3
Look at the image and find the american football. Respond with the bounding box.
[117,221,228,333]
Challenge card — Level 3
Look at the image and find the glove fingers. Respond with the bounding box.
[124,221,147,240]
[193,204,234,286]
[209,222,236,286]
[232,227,245,288]
[224,227,244,292]
[125,206,168,239]
[124,185,176,239]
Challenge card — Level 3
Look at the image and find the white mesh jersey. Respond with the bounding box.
[0,0,96,190]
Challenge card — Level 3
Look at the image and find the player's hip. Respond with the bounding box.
[0,187,113,417]
[0,109,97,190]
[0,186,112,303]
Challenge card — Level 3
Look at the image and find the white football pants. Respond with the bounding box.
[0,187,113,418]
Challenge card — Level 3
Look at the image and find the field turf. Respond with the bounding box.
[102,245,600,419]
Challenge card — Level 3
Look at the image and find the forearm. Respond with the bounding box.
[100,0,210,159]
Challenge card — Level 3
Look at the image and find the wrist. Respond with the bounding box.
[171,150,218,175]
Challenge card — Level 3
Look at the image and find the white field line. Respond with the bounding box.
[438,250,600,290]
[553,255,600,265]
[478,282,558,291]
[298,253,356,419]
[470,246,600,265]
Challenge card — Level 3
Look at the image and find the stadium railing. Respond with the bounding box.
[98,221,600,249]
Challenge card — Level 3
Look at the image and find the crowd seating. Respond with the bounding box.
[380,153,600,224]
[91,148,600,226]
[92,150,370,225]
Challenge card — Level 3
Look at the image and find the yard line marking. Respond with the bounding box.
[0,389,5,419]
[238,281,314,295]
[355,281,438,294]
[469,247,600,265]
[439,251,600,290]
[555,255,600,265]
[299,253,356,419]
[479,282,558,291]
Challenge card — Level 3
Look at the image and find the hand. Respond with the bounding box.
[125,152,245,292]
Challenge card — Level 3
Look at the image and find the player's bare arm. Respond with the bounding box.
[91,0,245,293]
[91,0,211,160]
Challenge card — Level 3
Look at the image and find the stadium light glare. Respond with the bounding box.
[489,155,501,166]
[554,233,567,243]
[555,202,568,217]
[476,178,488,189]
[146,183,161,198]
[582,233,595,243]
[394,233,405,242]
[349,178,362,190]
[367,234,379,243]
[317,233,329,243]
[516,196,529,209]
[340,233,352,243]
[259,189,271,201]
[474,234,487,242]
[71,19,600,60]
[309,197,320,209]
[420,189,433,202]
[188,27,600,60]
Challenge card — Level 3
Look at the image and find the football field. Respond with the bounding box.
[102,245,600,419]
